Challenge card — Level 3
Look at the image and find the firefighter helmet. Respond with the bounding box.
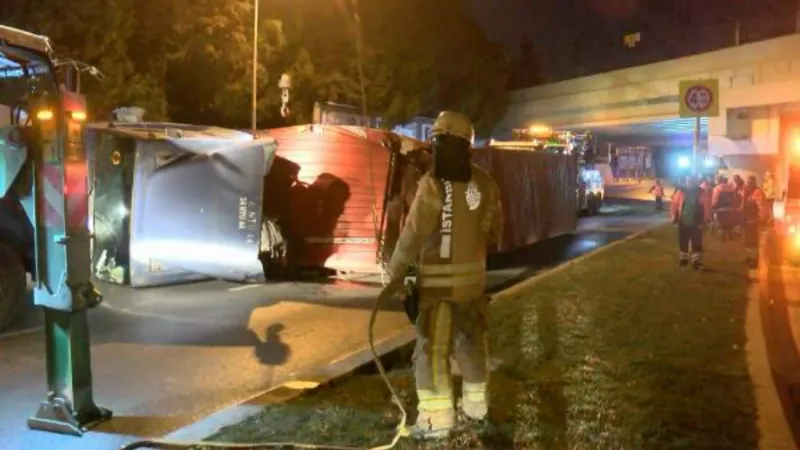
[431,111,474,144]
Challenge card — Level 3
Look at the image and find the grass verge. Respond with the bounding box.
[202,226,758,450]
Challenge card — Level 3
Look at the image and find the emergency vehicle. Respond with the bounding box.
[0,27,90,331]
[774,147,800,263]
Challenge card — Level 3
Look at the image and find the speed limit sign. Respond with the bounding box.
[685,86,712,112]
[679,79,719,117]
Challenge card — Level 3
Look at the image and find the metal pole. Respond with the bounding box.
[251,0,259,137]
[693,116,701,176]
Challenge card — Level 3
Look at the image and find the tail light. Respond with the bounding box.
[35,109,54,121]
[69,110,87,122]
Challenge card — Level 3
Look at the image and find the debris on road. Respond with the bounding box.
[201,226,758,449]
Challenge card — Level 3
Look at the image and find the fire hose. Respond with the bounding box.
[118,283,413,450]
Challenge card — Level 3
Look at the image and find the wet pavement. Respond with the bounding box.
[604,180,676,203]
[0,200,667,450]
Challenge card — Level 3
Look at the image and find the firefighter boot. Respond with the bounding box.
[461,382,488,421]
[692,253,704,271]
[410,407,455,440]
[679,252,689,268]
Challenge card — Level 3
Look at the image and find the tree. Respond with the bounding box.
[5,0,511,133]
[359,0,511,134]
[4,0,169,121]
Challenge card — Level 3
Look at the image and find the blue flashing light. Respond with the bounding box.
[677,156,691,168]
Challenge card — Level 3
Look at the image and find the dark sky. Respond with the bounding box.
[470,0,647,56]
[470,0,537,56]
[471,0,797,83]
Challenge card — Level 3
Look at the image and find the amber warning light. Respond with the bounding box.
[36,109,54,121]
[70,110,87,122]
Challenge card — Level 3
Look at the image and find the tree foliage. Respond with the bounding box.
[4,0,510,134]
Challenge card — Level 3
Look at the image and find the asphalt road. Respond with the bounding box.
[0,200,667,450]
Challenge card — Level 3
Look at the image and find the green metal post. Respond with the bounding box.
[28,307,111,436]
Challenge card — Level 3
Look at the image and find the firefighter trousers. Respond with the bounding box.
[678,224,703,262]
[413,296,489,413]
[744,219,760,262]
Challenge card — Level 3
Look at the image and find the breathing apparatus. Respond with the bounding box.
[431,134,472,183]
[429,111,476,184]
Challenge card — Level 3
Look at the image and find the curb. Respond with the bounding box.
[756,245,800,449]
[748,275,797,450]
[160,222,667,442]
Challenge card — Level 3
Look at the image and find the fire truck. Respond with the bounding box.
[490,126,604,216]
[774,138,800,263]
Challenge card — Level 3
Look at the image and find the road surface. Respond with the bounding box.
[0,200,667,450]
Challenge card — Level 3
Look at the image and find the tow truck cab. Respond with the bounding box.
[0,25,88,331]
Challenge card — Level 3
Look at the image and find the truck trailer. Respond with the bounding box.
[83,122,580,288]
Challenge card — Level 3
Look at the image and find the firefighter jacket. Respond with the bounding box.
[711,183,737,210]
[671,188,712,225]
[387,164,503,302]
[763,178,776,199]
[742,187,767,223]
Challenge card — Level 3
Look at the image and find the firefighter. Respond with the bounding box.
[671,176,711,269]
[763,170,776,224]
[383,111,504,439]
[742,175,766,268]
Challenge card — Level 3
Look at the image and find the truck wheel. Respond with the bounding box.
[0,242,26,333]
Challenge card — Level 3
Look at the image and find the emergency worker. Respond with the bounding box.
[383,111,504,439]
[712,175,737,241]
[742,175,766,268]
[671,176,711,269]
[648,179,665,211]
[763,171,776,223]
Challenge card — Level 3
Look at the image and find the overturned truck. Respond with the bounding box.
[86,123,578,287]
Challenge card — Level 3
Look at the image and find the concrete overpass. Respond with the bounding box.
[496,33,800,185]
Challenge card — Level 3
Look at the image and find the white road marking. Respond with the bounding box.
[228,284,262,292]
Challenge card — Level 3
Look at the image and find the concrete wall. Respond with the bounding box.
[499,34,800,138]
